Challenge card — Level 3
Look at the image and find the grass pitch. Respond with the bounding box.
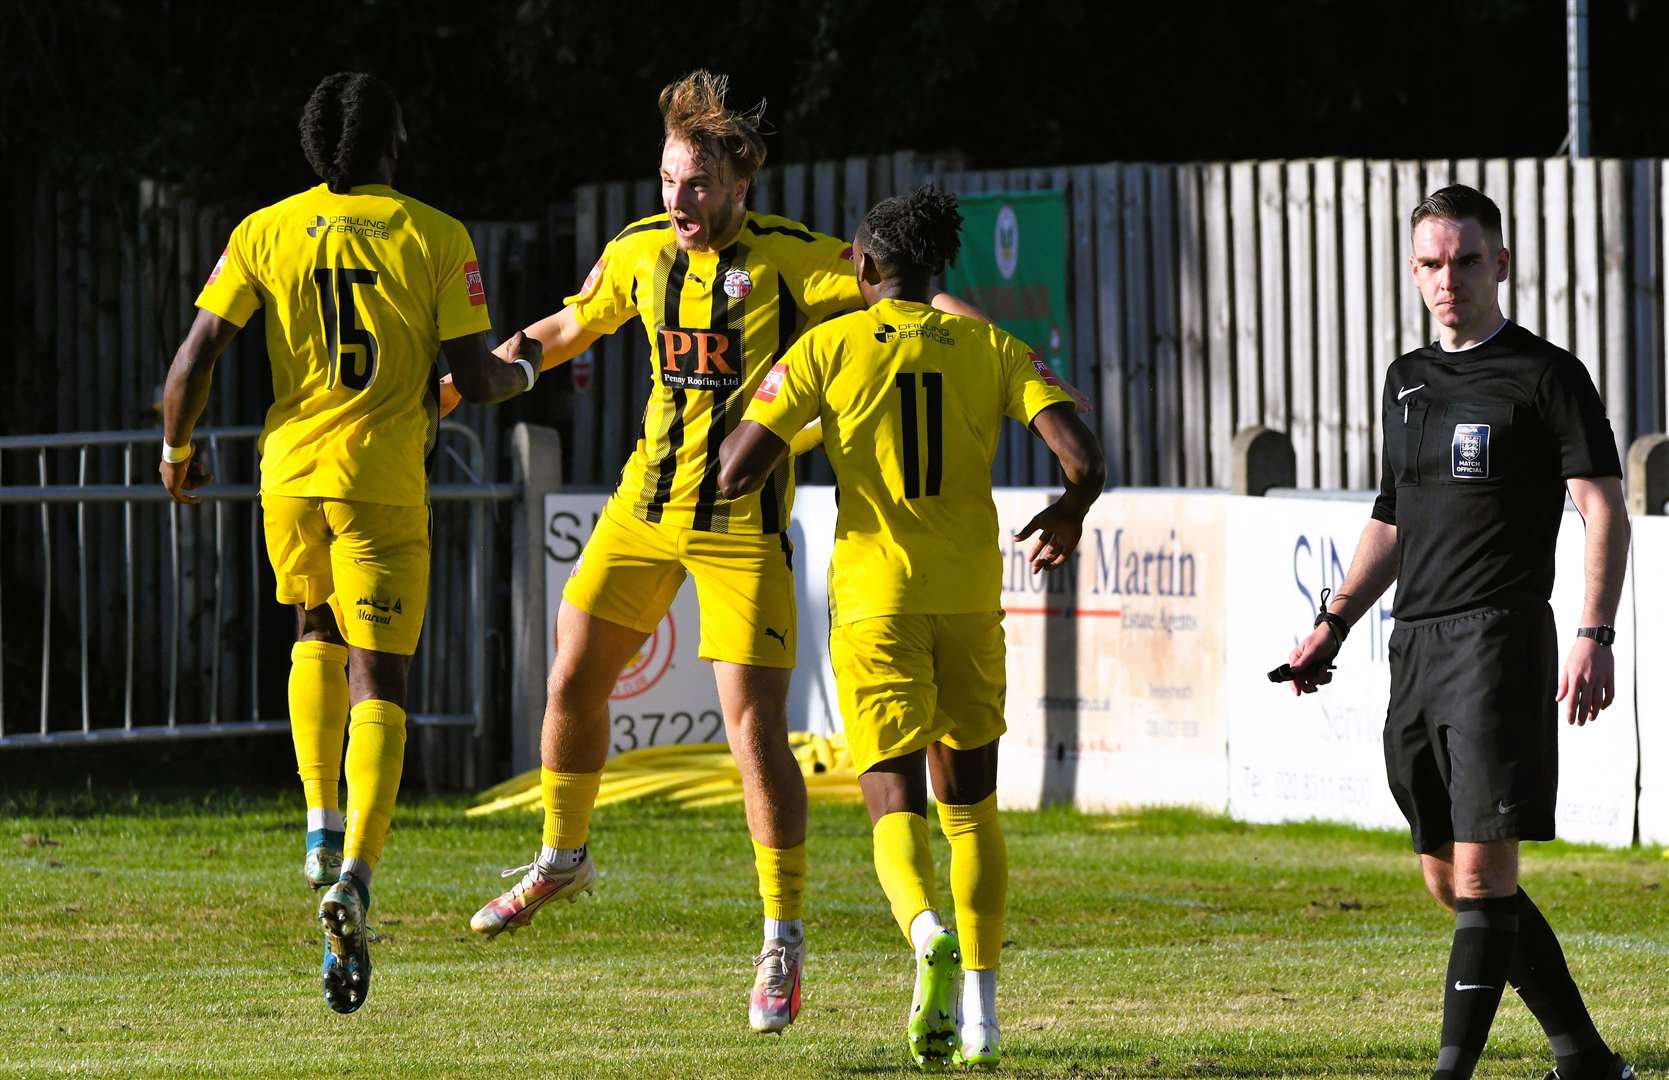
[0,792,1663,1078]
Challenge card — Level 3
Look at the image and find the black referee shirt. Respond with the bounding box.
[1371,321,1621,621]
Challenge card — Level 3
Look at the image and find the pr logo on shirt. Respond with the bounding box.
[1029,351,1063,387]
[658,326,743,391]
[754,361,789,403]
[205,248,228,286]
[1452,423,1490,479]
[463,260,486,306]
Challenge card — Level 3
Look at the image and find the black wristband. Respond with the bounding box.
[1313,587,1349,642]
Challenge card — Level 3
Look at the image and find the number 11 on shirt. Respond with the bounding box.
[895,371,943,499]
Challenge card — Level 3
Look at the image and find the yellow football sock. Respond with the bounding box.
[541,768,603,849]
[872,811,937,945]
[937,793,1008,971]
[288,641,349,813]
[752,839,807,922]
[342,699,407,875]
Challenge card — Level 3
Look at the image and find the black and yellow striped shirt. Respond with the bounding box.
[567,211,860,534]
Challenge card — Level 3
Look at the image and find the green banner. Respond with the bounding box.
[946,190,1072,379]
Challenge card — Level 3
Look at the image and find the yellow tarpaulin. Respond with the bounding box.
[467,732,864,816]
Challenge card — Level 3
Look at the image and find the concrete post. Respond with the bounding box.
[1231,426,1296,496]
[509,422,564,776]
[1627,433,1669,517]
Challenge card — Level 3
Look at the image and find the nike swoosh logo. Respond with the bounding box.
[1497,799,1524,815]
[1454,982,1495,992]
[1397,384,1426,400]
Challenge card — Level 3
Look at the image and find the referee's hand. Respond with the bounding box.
[1283,625,1340,697]
[1557,637,1614,726]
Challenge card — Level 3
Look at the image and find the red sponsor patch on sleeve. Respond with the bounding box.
[464,260,486,306]
[753,360,790,403]
[1029,351,1063,387]
[205,248,228,286]
[577,257,605,301]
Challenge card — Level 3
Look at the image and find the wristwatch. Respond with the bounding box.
[1576,625,1616,646]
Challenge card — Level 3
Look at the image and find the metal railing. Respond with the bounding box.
[0,422,517,749]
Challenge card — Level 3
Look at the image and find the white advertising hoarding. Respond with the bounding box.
[996,490,1229,814]
[542,491,844,756]
[543,494,725,755]
[1635,517,1669,845]
[538,485,1646,847]
[1225,495,1407,832]
[1225,495,1637,847]
[1546,510,1638,847]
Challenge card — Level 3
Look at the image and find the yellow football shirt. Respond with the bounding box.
[196,183,492,507]
[743,298,1075,625]
[566,211,860,534]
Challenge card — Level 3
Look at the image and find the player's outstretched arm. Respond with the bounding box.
[1558,476,1629,726]
[442,330,543,407]
[1013,403,1107,573]
[1283,518,1399,696]
[439,307,601,418]
[159,309,241,505]
[490,307,600,371]
[716,421,791,500]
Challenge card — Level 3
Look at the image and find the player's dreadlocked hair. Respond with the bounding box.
[659,70,767,181]
[299,73,401,194]
[856,186,964,279]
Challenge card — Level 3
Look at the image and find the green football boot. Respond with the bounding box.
[906,930,961,1071]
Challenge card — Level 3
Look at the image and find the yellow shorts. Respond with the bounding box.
[829,611,1008,774]
[260,494,430,655]
[563,499,796,668]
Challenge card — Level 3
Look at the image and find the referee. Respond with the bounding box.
[1283,186,1633,1080]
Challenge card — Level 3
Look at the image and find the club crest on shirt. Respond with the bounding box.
[1452,423,1490,479]
[723,267,753,299]
[464,260,486,306]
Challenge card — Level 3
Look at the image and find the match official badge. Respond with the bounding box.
[723,267,753,299]
[464,260,486,306]
[1452,423,1490,478]
[577,256,605,300]
[1029,351,1063,387]
[754,360,789,403]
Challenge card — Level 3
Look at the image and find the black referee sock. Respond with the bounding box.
[1432,895,1518,1080]
[1509,888,1612,1079]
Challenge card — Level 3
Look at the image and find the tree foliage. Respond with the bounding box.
[6,0,1668,217]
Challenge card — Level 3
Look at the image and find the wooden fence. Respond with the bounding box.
[7,156,1669,744]
[569,155,1668,492]
[12,155,1669,494]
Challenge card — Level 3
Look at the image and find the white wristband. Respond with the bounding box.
[512,357,538,392]
[161,440,193,464]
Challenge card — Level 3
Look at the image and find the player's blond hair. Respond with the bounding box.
[658,70,767,181]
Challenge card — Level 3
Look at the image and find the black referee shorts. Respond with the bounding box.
[1383,604,1559,853]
